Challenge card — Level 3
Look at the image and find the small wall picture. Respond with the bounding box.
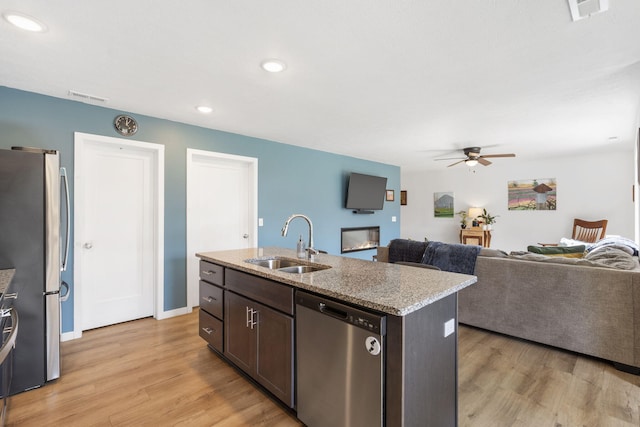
[508,178,557,210]
[386,189,394,202]
[400,190,407,205]
[434,192,454,217]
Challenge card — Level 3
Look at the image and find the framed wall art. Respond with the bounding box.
[434,192,454,217]
[508,178,557,210]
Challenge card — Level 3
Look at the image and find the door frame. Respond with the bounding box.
[186,148,258,309]
[72,132,165,339]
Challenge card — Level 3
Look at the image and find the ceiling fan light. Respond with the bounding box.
[465,159,478,167]
[3,11,47,32]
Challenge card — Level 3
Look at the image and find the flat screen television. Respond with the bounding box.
[345,172,387,213]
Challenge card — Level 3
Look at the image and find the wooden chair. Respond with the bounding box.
[572,218,608,243]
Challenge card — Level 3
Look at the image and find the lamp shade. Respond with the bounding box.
[468,207,483,220]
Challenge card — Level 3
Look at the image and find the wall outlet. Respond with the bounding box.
[392,216,397,222]
[444,319,455,337]
[258,218,264,226]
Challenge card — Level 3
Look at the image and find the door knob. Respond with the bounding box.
[243,234,249,239]
[83,242,93,249]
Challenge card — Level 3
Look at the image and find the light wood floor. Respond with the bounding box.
[6,310,640,426]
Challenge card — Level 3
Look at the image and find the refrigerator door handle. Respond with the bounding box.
[60,281,70,302]
[60,167,70,272]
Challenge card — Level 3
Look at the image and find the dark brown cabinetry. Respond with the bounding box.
[198,263,294,409]
[224,271,294,408]
[198,261,224,353]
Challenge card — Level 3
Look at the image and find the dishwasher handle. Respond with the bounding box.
[318,302,348,320]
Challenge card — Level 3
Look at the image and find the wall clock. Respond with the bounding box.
[113,114,138,136]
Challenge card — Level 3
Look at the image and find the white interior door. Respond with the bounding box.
[75,133,164,331]
[186,149,257,308]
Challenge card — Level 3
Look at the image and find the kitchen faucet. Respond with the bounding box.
[281,214,318,260]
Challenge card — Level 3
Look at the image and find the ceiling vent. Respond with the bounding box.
[68,90,109,104]
[568,0,609,21]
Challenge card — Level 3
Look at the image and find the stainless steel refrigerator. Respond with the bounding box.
[0,147,69,395]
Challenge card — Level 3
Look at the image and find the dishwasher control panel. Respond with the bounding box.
[296,291,386,335]
[348,314,383,334]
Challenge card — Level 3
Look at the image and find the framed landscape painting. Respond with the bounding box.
[508,178,557,210]
[434,192,454,217]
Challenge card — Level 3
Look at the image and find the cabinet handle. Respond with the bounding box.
[250,309,258,330]
[246,307,258,329]
[201,327,214,335]
[202,296,216,303]
[202,270,216,276]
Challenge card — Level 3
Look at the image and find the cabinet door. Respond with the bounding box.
[224,292,255,373]
[255,303,294,407]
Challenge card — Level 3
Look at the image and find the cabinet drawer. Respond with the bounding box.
[199,281,223,319]
[225,269,294,315]
[199,310,223,352]
[200,260,224,286]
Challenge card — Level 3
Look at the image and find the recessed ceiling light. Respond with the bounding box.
[261,59,287,73]
[3,11,47,32]
[196,106,213,114]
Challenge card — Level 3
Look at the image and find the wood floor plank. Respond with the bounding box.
[458,325,640,427]
[6,310,640,426]
[6,311,302,427]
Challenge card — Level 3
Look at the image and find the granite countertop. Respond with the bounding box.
[0,269,15,295]
[197,247,477,316]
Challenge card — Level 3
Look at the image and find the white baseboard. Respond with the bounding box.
[156,305,191,320]
[61,330,82,342]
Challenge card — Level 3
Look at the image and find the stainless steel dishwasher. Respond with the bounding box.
[296,291,386,427]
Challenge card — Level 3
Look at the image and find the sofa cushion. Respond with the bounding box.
[421,241,482,275]
[388,239,428,263]
[527,244,585,258]
[479,248,508,258]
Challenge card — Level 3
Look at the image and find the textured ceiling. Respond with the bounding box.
[1,0,640,170]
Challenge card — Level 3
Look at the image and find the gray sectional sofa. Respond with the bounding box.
[376,239,640,373]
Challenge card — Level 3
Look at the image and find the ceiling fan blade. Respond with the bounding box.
[447,159,466,167]
[478,157,492,166]
[435,156,466,161]
[480,153,516,158]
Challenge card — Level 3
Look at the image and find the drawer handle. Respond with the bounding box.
[202,327,214,335]
[202,296,217,303]
[202,270,216,276]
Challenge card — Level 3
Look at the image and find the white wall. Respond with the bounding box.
[400,149,635,252]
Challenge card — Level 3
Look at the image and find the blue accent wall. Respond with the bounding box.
[0,86,400,333]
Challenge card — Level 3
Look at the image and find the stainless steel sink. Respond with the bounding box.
[244,257,330,274]
[245,257,301,269]
[277,265,327,274]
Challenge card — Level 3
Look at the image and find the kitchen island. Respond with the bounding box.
[196,247,477,427]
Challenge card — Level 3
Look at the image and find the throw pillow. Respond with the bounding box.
[527,245,586,258]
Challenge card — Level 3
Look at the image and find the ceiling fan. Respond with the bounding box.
[436,146,516,167]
